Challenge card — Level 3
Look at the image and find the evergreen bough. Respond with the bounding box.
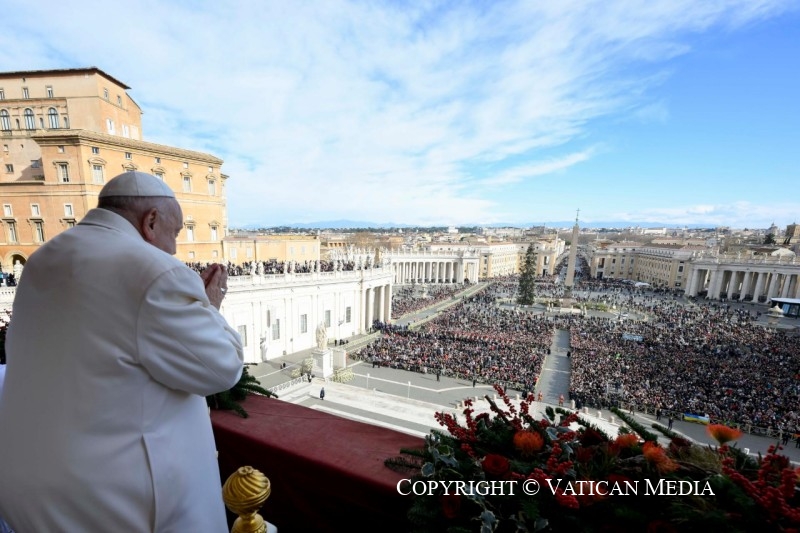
[206,366,277,418]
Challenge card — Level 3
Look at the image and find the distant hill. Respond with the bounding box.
[236,219,717,231]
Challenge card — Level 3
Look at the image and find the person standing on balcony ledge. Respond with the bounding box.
[0,171,243,533]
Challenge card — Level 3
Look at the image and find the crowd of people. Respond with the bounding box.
[186,258,381,277]
[390,285,465,317]
[568,295,799,434]
[356,295,551,393]
[359,268,798,437]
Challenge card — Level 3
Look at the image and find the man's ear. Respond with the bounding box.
[140,208,159,243]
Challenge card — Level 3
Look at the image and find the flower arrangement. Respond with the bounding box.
[387,385,800,532]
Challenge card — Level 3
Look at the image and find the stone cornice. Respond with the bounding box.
[30,129,223,165]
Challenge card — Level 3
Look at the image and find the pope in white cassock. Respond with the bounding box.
[0,171,243,532]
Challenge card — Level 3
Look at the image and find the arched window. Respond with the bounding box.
[48,108,59,129]
[24,108,35,130]
[0,110,9,131]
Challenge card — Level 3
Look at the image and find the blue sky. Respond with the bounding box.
[3,0,799,228]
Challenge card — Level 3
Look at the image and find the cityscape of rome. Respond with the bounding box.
[1,2,799,532]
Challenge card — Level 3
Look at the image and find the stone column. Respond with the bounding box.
[780,274,792,298]
[752,272,766,302]
[706,269,720,299]
[366,287,374,330]
[377,283,385,323]
[384,285,392,322]
[739,271,753,301]
[766,273,780,300]
[687,267,699,297]
[727,270,738,299]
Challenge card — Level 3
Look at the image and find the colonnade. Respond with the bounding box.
[386,250,480,285]
[363,283,392,329]
[686,261,800,302]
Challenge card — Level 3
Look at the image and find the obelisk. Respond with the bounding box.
[563,210,580,305]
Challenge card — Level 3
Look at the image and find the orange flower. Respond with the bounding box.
[614,434,639,448]
[514,430,544,456]
[642,441,679,473]
[706,424,743,445]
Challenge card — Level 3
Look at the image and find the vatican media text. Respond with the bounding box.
[396,478,715,497]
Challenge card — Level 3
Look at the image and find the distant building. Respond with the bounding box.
[222,234,320,264]
[0,67,228,270]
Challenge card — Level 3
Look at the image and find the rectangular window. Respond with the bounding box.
[64,204,73,217]
[186,226,194,242]
[208,180,216,196]
[0,88,4,100]
[300,314,308,334]
[237,325,248,346]
[90,146,99,155]
[22,87,29,99]
[34,221,44,242]
[106,119,115,134]
[92,165,104,184]
[7,222,17,243]
[154,172,164,181]
[188,251,195,259]
[57,145,64,153]
[155,157,161,164]
[272,319,281,340]
[230,248,237,259]
[66,220,75,228]
[182,176,191,192]
[122,124,129,138]
[30,159,40,169]
[117,95,122,105]
[246,248,253,258]
[325,310,331,328]
[208,166,213,173]
[346,306,352,323]
[46,86,54,98]
[210,226,218,241]
[4,164,12,173]
[2,205,11,216]
[212,250,218,258]
[58,163,69,183]
[183,162,189,169]
[103,88,109,100]
[124,152,132,160]
[31,204,40,216]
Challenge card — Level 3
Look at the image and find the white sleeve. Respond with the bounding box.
[136,266,243,396]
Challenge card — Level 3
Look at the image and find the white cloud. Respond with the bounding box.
[1,0,796,226]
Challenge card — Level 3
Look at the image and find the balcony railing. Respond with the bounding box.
[212,395,423,532]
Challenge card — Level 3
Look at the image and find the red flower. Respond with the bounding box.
[514,430,544,456]
[614,433,639,449]
[642,442,678,473]
[706,424,743,445]
[482,454,511,478]
[579,427,607,447]
[441,494,461,519]
[575,447,594,464]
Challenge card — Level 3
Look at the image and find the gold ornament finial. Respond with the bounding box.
[222,466,272,533]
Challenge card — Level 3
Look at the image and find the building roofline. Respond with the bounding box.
[0,67,131,90]
[31,129,223,165]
